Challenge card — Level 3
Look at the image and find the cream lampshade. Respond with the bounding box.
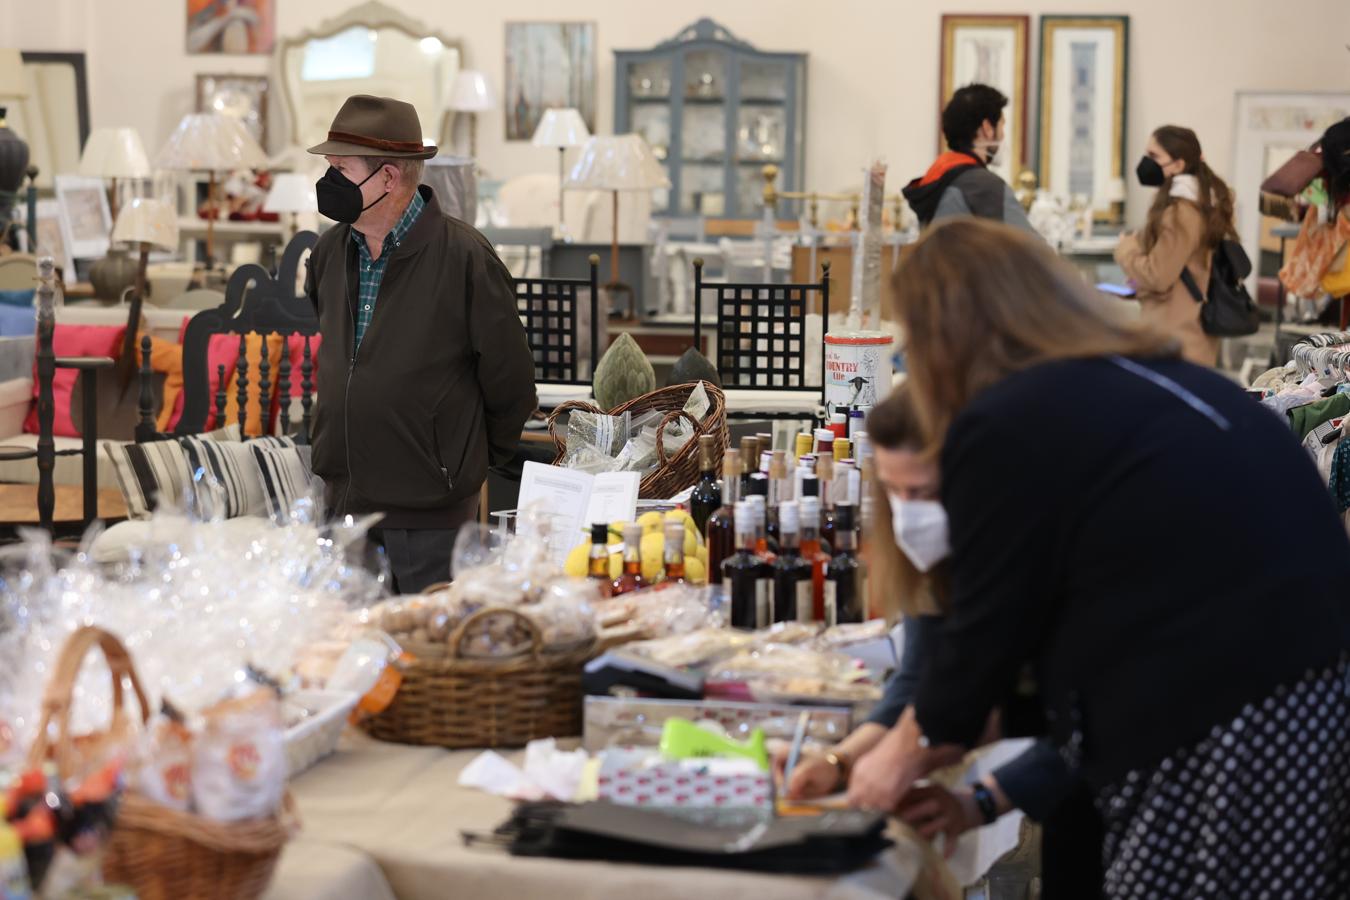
[448,70,495,159]
[264,172,317,236]
[532,108,590,233]
[567,135,670,313]
[112,197,179,251]
[156,112,268,265]
[79,127,151,223]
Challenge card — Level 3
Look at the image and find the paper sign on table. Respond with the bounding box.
[517,462,640,568]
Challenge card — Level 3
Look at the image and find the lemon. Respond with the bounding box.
[608,552,623,580]
[609,521,631,542]
[638,511,666,535]
[639,532,666,582]
[664,509,691,525]
[564,542,591,578]
[683,530,698,558]
[684,557,707,585]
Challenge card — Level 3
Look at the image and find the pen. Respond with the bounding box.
[783,710,811,791]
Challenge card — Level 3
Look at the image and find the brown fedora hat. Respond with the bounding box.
[307,94,437,160]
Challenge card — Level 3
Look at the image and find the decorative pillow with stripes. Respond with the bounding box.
[102,424,242,520]
[249,441,314,520]
[181,435,294,520]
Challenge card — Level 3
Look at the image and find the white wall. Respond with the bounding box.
[4,0,1348,219]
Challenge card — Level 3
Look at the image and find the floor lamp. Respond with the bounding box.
[110,197,179,380]
[156,113,267,268]
[78,127,151,224]
[449,70,494,161]
[566,135,669,318]
[531,108,589,238]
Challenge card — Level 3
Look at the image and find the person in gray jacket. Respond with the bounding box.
[902,84,1036,234]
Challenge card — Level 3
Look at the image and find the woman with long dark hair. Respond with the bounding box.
[874,218,1350,898]
[1114,125,1237,366]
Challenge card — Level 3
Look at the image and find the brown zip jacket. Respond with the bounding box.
[304,186,537,528]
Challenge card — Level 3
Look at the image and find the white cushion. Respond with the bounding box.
[90,515,273,565]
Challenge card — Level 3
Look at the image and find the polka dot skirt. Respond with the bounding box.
[1096,656,1350,899]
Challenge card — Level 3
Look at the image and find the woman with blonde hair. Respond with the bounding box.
[860,218,1350,898]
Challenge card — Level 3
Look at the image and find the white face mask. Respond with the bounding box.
[888,494,951,573]
[976,139,1005,169]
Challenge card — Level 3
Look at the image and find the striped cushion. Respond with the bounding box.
[250,441,313,520]
[102,424,241,520]
[181,434,293,520]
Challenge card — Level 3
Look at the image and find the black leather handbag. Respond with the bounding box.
[1180,238,1261,337]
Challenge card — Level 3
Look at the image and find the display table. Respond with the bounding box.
[267,734,937,900]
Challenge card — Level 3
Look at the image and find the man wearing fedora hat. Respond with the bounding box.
[305,94,536,592]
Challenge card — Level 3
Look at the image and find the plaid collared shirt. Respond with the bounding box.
[351,190,425,349]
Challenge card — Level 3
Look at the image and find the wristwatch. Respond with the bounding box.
[824,751,849,790]
[970,782,999,825]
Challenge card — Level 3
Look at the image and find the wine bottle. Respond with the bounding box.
[706,448,742,586]
[824,503,864,625]
[766,451,788,545]
[739,436,760,494]
[689,434,722,533]
[588,522,614,598]
[799,496,831,621]
[611,523,647,595]
[724,500,770,629]
[663,519,687,584]
[816,452,837,553]
[771,501,813,622]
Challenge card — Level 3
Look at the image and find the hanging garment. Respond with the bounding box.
[1280,207,1350,298]
[1289,393,1350,440]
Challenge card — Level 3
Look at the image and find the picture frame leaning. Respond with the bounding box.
[939,14,1030,186]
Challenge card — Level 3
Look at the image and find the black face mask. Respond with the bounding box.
[315,165,388,224]
[1136,156,1166,188]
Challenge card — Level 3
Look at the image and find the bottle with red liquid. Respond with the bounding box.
[771,501,813,622]
[706,448,742,587]
[688,434,722,534]
[799,495,831,621]
[587,523,614,598]
[611,522,647,595]
[663,519,687,584]
[825,503,864,625]
[724,500,771,629]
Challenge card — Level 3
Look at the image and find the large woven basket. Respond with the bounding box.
[547,381,727,499]
[362,607,596,749]
[26,626,292,900]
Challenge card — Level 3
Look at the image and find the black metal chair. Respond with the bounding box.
[692,258,830,421]
[137,232,320,444]
[516,254,600,386]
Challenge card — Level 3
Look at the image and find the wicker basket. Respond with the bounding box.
[26,626,293,900]
[362,607,596,750]
[547,381,727,499]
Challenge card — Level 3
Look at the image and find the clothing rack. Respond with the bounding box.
[1290,331,1350,380]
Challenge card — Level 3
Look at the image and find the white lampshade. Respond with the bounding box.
[567,135,671,191]
[448,71,495,112]
[0,49,28,99]
[111,197,179,251]
[79,128,152,179]
[264,172,318,214]
[531,108,589,148]
[156,112,268,172]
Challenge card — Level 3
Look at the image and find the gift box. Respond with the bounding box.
[596,750,773,812]
[582,696,853,753]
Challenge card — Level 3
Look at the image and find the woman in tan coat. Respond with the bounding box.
[1115,126,1237,366]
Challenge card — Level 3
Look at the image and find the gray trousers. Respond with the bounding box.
[368,527,458,595]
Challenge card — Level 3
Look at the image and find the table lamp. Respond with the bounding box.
[155,112,267,266]
[78,127,151,224]
[111,197,178,380]
[567,134,670,315]
[0,49,31,235]
[264,172,317,238]
[448,70,494,160]
[531,108,590,235]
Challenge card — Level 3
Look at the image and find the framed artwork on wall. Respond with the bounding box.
[35,199,76,281]
[53,175,111,263]
[1231,91,1350,289]
[186,0,276,55]
[939,14,1030,185]
[504,22,597,141]
[1037,15,1129,223]
[196,73,270,149]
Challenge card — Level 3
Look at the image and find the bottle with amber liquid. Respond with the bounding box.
[689,435,722,534]
[816,452,837,553]
[611,523,647,595]
[739,436,760,494]
[765,451,791,545]
[588,522,614,598]
[706,448,742,586]
[824,503,864,625]
[663,519,687,584]
[771,501,813,622]
[799,495,831,621]
[724,500,771,629]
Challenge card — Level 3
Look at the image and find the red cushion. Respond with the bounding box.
[168,332,246,432]
[23,324,125,437]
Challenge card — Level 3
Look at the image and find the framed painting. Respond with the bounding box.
[53,175,111,263]
[196,73,270,149]
[504,22,597,141]
[1231,91,1350,289]
[186,0,276,54]
[1037,15,1129,222]
[35,199,76,281]
[939,14,1030,184]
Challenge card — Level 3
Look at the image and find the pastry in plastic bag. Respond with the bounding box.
[192,688,286,821]
[134,713,194,812]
